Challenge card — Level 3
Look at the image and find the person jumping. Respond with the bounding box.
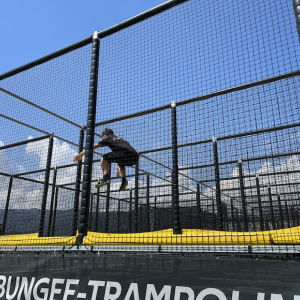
[73,128,139,191]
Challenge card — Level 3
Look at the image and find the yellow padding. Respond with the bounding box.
[270,226,300,244]
[0,233,76,246]
[84,229,272,245]
[1,227,300,247]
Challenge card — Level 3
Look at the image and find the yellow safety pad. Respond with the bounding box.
[1,227,300,246]
[0,233,76,246]
[84,229,272,245]
[270,226,300,244]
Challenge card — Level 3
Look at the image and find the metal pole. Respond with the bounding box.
[38,134,54,237]
[154,196,157,231]
[129,189,132,232]
[291,206,296,227]
[268,185,276,230]
[117,200,121,233]
[213,137,223,230]
[89,194,94,231]
[171,101,182,234]
[47,167,57,237]
[255,175,264,231]
[51,187,59,237]
[77,32,100,245]
[146,173,150,231]
[2,176,13,235]
[72,126,85,236]
[251,207,256,231]
[230,198,235,231]
[285,201,291,228]
[105,173,111,233]
[196,183,201,229]
[134,162,139,232]
[223,205,229,231]
[236,209,242,232]
[238,160,248,231]
[277,194,284,229]
[95,189,100,232]
[212,201,216,230]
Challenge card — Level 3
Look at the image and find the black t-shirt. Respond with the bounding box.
[98,135,138,154]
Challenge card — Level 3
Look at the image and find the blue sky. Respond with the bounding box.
[1,0,300,190]
[0,0,166,74]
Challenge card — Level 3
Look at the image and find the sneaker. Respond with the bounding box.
[95,178,110,189]
[119,180,128,191]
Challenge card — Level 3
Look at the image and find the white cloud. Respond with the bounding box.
[0,136,79,210]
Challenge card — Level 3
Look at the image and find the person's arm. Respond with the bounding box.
[73,143,102,163]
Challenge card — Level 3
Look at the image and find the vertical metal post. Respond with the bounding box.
[51,187,59,237]
[291,0,300,223]
[38,134,54,237]
[134,162,139,232]
[77,32,100,245]
[212,200,216,230]
[117,200,121,233]
[47,167,57,237]
[291,206,296,227]
[285,201,290,228]
[230,198,235,231]
[251,207,256,231]
[236,209,242,232]
[139,206,142,231]
[196,183,201,229]
[255,175,264,231]
[89,194,94,231]
[146,173,150,231]
[238,160,248,231]
[171,101,182,234]
[267,185,276,230]
[105,173,111,233]
[129,189,132,232]
[2,176,13,235]
[213,137,223,230]
[95,188,100,232]
[154,196,157,231]
[265,215,270,231]
[223,205,228,231]
[72,126,85,236]
[277,194,284,229]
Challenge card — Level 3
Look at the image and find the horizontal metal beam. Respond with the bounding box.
[0,134,50,150]
[0,37,93,80]
[97,0,188,39]
[140,121,300,155]
[97,70,300,130]
[0,88,82,129]
[0,114,78,147]
[0,0,188,81]
[179,150,300,171]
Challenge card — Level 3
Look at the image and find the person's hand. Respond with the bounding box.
[73,153,83,163]
[116,165,121,177]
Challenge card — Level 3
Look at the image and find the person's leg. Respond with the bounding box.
[117,164,126,178]
[95,156,111,188]
[117,164,128,191]
[101,156,111,175]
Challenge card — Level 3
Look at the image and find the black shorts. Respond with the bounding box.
[103,151,139,167]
